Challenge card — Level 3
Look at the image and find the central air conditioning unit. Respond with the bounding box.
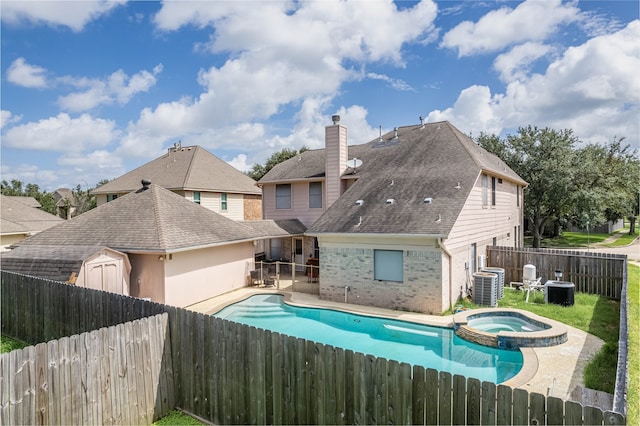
[481,266,505,299]
[472,272,498,307]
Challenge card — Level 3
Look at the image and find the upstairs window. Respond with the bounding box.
[482,174,488,207]
[309,182,322,208]
[491,177,496,206]
[374,250,403,282]
[276,184,291,209]
[107,194,118,202]
[517,185,521,207]
[193,191,201,204]
[221,193,228,210]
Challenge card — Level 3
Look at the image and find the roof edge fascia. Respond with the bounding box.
[305,232,447,239]
[479,167,529,187]
[258,177,327,185]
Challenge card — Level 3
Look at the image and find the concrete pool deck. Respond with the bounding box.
[186,284,604,402]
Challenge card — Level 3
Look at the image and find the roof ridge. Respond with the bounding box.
[182,146,199,188]
[150,185,168,249]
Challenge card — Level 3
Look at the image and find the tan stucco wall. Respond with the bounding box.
[129,254,166,303]
[163,242,255,308]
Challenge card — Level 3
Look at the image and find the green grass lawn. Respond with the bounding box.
[154,410,204,425]
[626,264,639,425]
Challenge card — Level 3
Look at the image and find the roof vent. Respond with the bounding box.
[393,127,398,139]
[331,115,340,125]
[386,198,395,205]
[355,199,364,206]
[141,179,151,189]
[455,182,461,189]
[424,197,433,204]
[419,116,425,129]
[436,214,442,223]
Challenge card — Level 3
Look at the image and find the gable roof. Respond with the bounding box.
[53,188,76,207]
[0,245,119,282]
[15,183,259,253]
[92,145,261,195]
[260,121,526,237]
[1,195,64,235]
[6,196,41,208]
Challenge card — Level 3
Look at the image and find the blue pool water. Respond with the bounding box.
[213,294,523,383]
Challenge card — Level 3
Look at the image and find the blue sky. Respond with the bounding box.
[1,0,638,192]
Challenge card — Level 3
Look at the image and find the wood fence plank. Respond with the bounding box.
[140,319,155,423]
[325,345,337,425]
[68,335,82,425]
[123,321,140,424]
[271,332,283,425]
[112,324,128,426]
[88,330,102,425]
[46,340,60,426]
[603,410,626,425]
[480,381,496,426]
[496,384,512,425]
[453,374,466,425]
[210,318,223,426]
[584,405,604,425]
[334,347,346,425]
[192,313,204,419]
[425,368,439,425]
[9,348,23,426]
[363,355,376,425]
[99,328,113,425]
[344,349,355,426]
[411,366,426,426]
[202,316,213,423]
[438,372,452,426]
[386,361,402,425]
[295,337,307,424]
[467,378,481,425]
[565,400,583,425]
[159,313,174,416]
[1,354,9,425]
[132,320,148,424]
[512,388,529,425]
[400,362,412,425]
[374,356,387,425]
[23,345,36,426]
[547,396,564,425]
[529,392,546,426]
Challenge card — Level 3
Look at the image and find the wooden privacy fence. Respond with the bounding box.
[169,310,625,425]
[1,271,628,425]
[0,314,174,425]
[486,246,627,299]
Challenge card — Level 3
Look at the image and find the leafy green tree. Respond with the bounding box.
[477,126,579,248]
[247,146,309,181]
[72,184,97,216]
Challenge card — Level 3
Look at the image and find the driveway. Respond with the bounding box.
[589,236,640,263]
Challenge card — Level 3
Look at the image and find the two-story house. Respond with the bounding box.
[92,142,262,220]
[259,117,527,314]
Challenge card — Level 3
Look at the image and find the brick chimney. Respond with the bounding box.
[325,115,348,207]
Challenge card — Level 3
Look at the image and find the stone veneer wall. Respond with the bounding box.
[319,246,444,314]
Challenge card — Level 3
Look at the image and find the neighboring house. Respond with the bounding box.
[1,245,131,295]
[0,194,64,251]
[92,142,262,220]
[52,188,77,219]
[1,181,297,307]
[258,117,527,314]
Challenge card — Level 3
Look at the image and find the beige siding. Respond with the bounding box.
[443,174,523,300]
[164,242,255,307]
[262,182,326,228]
[1,233,28,251]
[325,124,348,207]
[186,191,245,220]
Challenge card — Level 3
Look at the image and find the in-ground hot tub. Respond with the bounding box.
[454,309,568,350]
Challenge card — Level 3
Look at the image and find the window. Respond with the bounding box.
[309,182,322,208]
[276,184,291,209]
[374,250,403,282]
[516,185,520,207]
[482,175,488,207]
[221,193,228,210]
[270,239,282,259]
[193,191,201,204]
[107,194,118,202]
[491,177,496,206]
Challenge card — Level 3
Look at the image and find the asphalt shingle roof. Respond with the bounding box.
[16,183,259,252]
[260,121,526,236]
[0,245,109,282]
[240,219,307,238]
[92,145,261,195]
[1,195,64,235]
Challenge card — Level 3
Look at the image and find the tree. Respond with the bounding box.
[247,146,309,181]
[477,126,579,248]
[1,179,57,215]
[72,184,97,216]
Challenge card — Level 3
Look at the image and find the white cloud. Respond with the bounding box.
[227,154,251,173]
[119,1,439,160]
[6,57,48,88]
[2,113,118,152]
[58,65,163,112]
[493,42,553,82]
[441,0,580,57]
[0,0,127,32]
[427,20,640,146]
[56,150,125,184]
[367,73,414,91]
[1,110,22,129]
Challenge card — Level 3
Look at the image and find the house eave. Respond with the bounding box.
[305,232,448,239]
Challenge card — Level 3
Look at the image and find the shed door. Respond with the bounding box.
[88,262,121,294]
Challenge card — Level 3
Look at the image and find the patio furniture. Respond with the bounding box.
[523,277,544,303]
[250,268,275,287]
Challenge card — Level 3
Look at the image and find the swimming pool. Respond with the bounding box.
[213,294,523,383]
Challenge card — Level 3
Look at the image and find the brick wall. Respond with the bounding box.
[319,246,444,314]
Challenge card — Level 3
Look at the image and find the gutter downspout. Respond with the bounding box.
[439,238,454,312]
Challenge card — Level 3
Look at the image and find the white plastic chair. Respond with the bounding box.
[523,277,544,303]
